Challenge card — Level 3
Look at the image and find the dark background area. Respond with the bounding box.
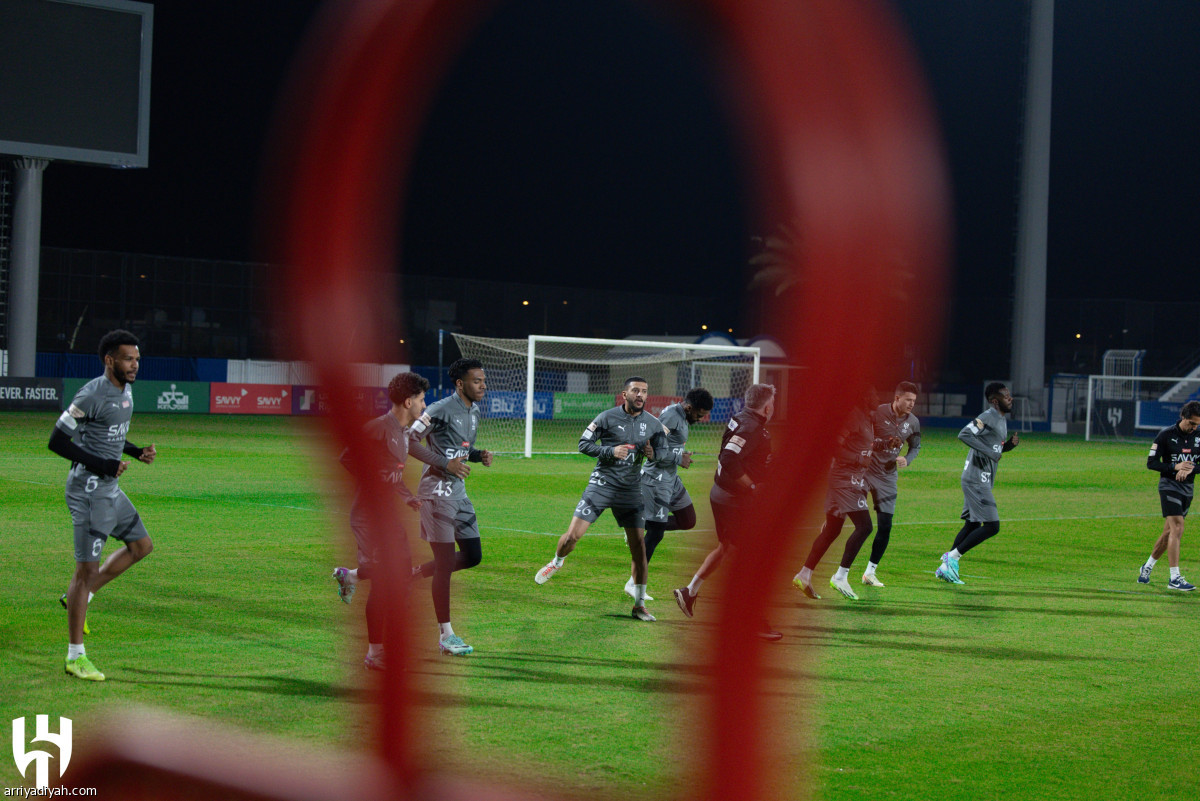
[17,0,1200,378]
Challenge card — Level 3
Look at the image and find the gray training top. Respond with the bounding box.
[580,404,669,492]
[958,406,1009,484]
[341,412,446,526]
[56,375,134,499]
[410,392,482,501]
[870,402,921,476]
[640,402,691,483]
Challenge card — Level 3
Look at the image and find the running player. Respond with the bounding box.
[793,392,898,600]
[673,383,781,640]
[626,387,714,601]
[534,376,669,622]
[408,358,492,655]
[49,330,157,681]
[861,381,921,587]
[934,382,1019,584]
[331,371,468,670]
[1137,400,1200,591]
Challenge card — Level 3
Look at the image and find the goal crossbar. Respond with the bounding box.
[523,335,761,457]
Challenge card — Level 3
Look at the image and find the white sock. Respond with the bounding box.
[67,643,85,660]
[949,549,963,560]
[865,562,878,575]
[688,575,704,595]
[1145,556,1157,569]
[439,622,455,639]
[834,567,849,581]
[551,554,565,568]
[634,584,647,605]
[1170,567,1181,579]
[367,643,383,658]
[796,566,813,584]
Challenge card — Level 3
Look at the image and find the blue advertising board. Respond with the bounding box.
[484,391,553,420]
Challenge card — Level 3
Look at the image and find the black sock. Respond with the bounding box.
[839,511,874,569]
[365,583,384,644]
[952,521,980,551]
[805,513,846,570]
[957,521,1000,555]
[644,523,666,562]
[869,512,893,565]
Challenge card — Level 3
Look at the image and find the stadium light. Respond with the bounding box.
[522,300,529,306]
[1076,333,1082,339]
[701,324,708,330]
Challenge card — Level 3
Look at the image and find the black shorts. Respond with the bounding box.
[710,499,746,546]
[1160,489,1192,518]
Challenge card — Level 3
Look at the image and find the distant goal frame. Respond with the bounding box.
[521,335,760,457]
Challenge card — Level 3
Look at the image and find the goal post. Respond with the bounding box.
[1085,374,1200,441]
[451,333,760,456]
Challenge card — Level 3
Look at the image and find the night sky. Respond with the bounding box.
[33,1,1200,366]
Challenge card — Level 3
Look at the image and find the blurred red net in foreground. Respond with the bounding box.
[64,1,947,800]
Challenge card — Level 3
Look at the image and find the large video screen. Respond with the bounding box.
[0,0,153,167]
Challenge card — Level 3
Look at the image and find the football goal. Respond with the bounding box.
[1085,374,1200,441]
[452,334,761,456]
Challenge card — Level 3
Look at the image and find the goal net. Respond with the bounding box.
[1085,374,1200,441]
[452,334,761,456]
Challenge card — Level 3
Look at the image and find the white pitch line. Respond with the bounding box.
[3,473,1160,526]
[892,512,1157,526]
[0,474,323,513]
[487,525,716,537]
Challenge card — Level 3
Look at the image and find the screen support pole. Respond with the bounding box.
[7,158,48,377]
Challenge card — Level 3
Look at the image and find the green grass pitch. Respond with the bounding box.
[2,411,1197,799]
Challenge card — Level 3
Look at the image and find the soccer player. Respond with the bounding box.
[673,383,781,640]
[408,358,493,655]
[1137,400,1200,591]
[626,387,714,601]
[793,392,897,601]
[48,330,157,681]
[860,381,922,587]
[534,376,669,622]
[934,382,1019,584]
[331,372,468,670]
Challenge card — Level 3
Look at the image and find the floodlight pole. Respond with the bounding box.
[1010,0,1054,415]
[7,158,48,377]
